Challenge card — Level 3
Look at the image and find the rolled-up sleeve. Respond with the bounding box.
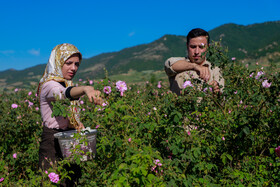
[164,57,185,77]
[212,67,225,92]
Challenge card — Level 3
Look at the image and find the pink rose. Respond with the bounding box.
[275,146,280,157]
[48,172,59,183]
[11,104,18,109]
[103,86,112,94]
[157,81,162,88]
[116,81,127,93]
[183,81,193,88]
[262,80,272,88]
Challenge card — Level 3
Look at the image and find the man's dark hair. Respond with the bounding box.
[186,28,210,45]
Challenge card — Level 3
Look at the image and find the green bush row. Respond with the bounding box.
[0,43,279,186]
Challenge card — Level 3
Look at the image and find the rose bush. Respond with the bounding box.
[0,42,279,186]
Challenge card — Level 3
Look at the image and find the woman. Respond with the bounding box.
[37,43,102,184]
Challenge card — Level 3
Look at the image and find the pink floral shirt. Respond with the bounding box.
[40,80,70,129]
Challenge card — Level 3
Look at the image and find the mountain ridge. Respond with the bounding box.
[1,21,280,90]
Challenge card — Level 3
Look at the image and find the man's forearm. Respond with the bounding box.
[172,60,210,81]
[171,60,198,73]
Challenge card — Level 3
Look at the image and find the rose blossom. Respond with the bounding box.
[28,101,34,107]
[183,80,193,88]
[203,87,212,93]
[154,159,160,164]
[157,81,162,88]
[102,102,108,107]
[116,81,127,96]
[255,71,264,79]
[103,86,112,94]
[275,146,280,157]
[11,104,18,109]
[48,172,59,183]
[262,80,272,88]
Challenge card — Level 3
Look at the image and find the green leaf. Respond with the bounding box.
[243,127,250,135]
[226,154,233,161]
[119,163,127,170]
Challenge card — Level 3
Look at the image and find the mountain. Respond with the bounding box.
[209,21,280,59]
[1,21,280,91]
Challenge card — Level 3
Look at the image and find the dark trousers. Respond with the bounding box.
[39,126,82,186]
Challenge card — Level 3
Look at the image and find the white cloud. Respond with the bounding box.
[28,48,40,56]
[0,50,15,55]
[128,31,135,37]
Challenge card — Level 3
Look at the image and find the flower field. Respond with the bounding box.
[1,43,280,186]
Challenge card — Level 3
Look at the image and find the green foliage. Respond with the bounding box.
[209,21,280,59]
[0,41,280,185]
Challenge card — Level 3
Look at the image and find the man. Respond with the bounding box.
[165,28,224,95]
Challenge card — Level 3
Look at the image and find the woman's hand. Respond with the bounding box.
[83,86,103,105]
[76,122,85,132]
[69,85,103,105]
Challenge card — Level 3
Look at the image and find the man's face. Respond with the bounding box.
[187,36,208,65]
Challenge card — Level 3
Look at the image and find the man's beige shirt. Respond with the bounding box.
[165,57,224,95]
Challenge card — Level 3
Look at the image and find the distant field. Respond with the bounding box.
[109,70,168,85]
[0,60,279,93]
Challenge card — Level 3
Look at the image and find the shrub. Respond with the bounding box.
[0,42,279,186]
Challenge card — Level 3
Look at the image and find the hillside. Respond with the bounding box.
[209,21,280,59]
[0,21,280,91]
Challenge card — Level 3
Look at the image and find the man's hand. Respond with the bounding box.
[193,64,210,82]
[209,80,220,93]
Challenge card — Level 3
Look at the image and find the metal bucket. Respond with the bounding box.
[54,128,97,161]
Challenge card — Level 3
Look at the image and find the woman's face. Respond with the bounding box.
[61,54,80,80]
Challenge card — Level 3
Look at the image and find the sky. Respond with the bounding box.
[0,0,280,72]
